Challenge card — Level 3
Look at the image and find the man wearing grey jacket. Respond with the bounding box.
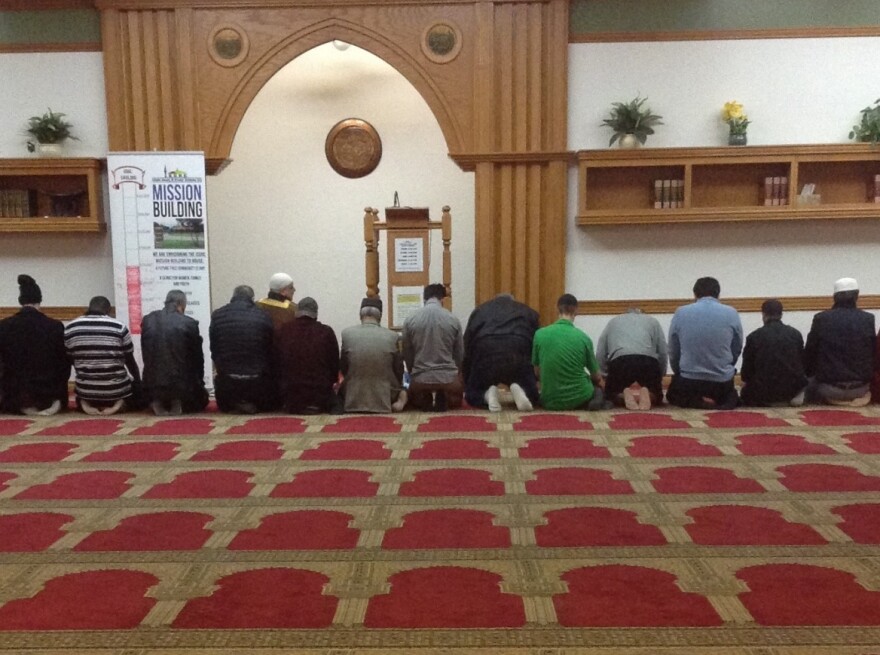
[340,297,407,413]
[595,307,668,410]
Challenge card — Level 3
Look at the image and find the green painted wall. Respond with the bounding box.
[0,10,100,45]
[0,4,874,44]
[571,0,880,34]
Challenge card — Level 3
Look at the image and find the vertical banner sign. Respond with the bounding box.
[107,152,212,390]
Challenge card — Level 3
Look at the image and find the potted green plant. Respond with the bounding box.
[849,98,880,145]
[601,95,663,148]
[25,108,78,155]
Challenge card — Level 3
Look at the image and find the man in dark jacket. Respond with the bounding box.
[141,289,208,415]
[209,285,277,413]
[0,274,70,415]
[463,293,539,411]
[804,277,875,406]
[740,299,807,406]
[276,296,340,413]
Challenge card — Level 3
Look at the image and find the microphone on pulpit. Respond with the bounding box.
[393,191,400,207]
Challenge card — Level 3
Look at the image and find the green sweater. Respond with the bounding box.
[532,318,599,410]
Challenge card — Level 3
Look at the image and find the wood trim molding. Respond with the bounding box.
[0,307,95,321]
[0,42,101,53]
[579,295,880,316]
[0,0,95,8]
[570,26,880,43]
[577,142,879,161]
[95,0,545,7]
[449,151,574,172]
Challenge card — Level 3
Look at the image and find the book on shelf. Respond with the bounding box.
[653,178,683,209]
[763,176,788,207]
[0,189,35,218]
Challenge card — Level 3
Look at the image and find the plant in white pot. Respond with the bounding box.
[602,96,663,148]
[849,98,880,145]
[601,95,663,148]
[26,109,78,155]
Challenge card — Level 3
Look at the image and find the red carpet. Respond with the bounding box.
[555,565,723,627]
[519,436,609,458]
[172,568,336,629]
[0,406,879,654]
[229,510,359,550]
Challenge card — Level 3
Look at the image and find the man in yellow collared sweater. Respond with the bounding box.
[256,272,298,332]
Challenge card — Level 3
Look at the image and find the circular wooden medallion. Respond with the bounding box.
[208,24,249,68]
[325,119,382,178]
[421,21,462,64]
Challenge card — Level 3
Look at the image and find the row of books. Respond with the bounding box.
[763,177,789,206]
[0,189,36,218]
[653,179,683,209]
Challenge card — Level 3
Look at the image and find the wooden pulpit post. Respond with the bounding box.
[441,205,452,311]
[363,207,381,299]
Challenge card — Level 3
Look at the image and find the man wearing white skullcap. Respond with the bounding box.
[804,277,876,406]
[256,272,298,332]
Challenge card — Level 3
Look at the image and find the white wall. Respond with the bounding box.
[3,37,879,348]
[0,52,112,307]
[207,43,475,338]
[567,37,880,342]
[0,47,475,335]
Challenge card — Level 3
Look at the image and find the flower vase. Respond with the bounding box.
[728,132,747,147]
[618,133,640,149]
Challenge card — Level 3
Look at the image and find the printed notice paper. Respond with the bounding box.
[394,237,424,273]
[107,152,212,389]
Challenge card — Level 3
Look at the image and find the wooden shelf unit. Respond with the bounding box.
[0,158,105,233]
[576,144,880,225]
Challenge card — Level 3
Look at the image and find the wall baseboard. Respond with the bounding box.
[0,306,105,321]
[5,297,877,322]
[578,295,880,316]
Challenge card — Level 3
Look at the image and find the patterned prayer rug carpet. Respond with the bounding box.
[1,407,879,654]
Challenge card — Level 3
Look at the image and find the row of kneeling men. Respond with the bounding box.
[0,273,877,416]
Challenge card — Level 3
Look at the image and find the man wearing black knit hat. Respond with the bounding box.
[0,275,70,415]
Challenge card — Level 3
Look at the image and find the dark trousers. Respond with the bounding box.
[408,379,464,411]
[605,354,663,399]
[149,383,209,413]
[666,375,738,410]
[1,384,68,414]
[215,374,278,412]
[464,341,539,408]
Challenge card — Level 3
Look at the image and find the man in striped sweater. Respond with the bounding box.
[64,296,142,415]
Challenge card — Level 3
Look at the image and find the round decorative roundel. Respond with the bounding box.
[421,21,462,64]
[325,119,383,179]
[208,24,249,68]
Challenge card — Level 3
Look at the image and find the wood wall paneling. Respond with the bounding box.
[97,0,571,323]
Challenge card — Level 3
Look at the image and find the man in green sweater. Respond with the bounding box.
[532,293,607,410]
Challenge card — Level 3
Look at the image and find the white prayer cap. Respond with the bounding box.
[269,272,294,292]
[833,277,859,293]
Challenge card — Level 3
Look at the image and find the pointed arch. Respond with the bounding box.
[210,18,464,161]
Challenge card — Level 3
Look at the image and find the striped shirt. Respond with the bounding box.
[64,314,134,401]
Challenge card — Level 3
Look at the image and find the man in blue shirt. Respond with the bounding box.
[666,277,743,410]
